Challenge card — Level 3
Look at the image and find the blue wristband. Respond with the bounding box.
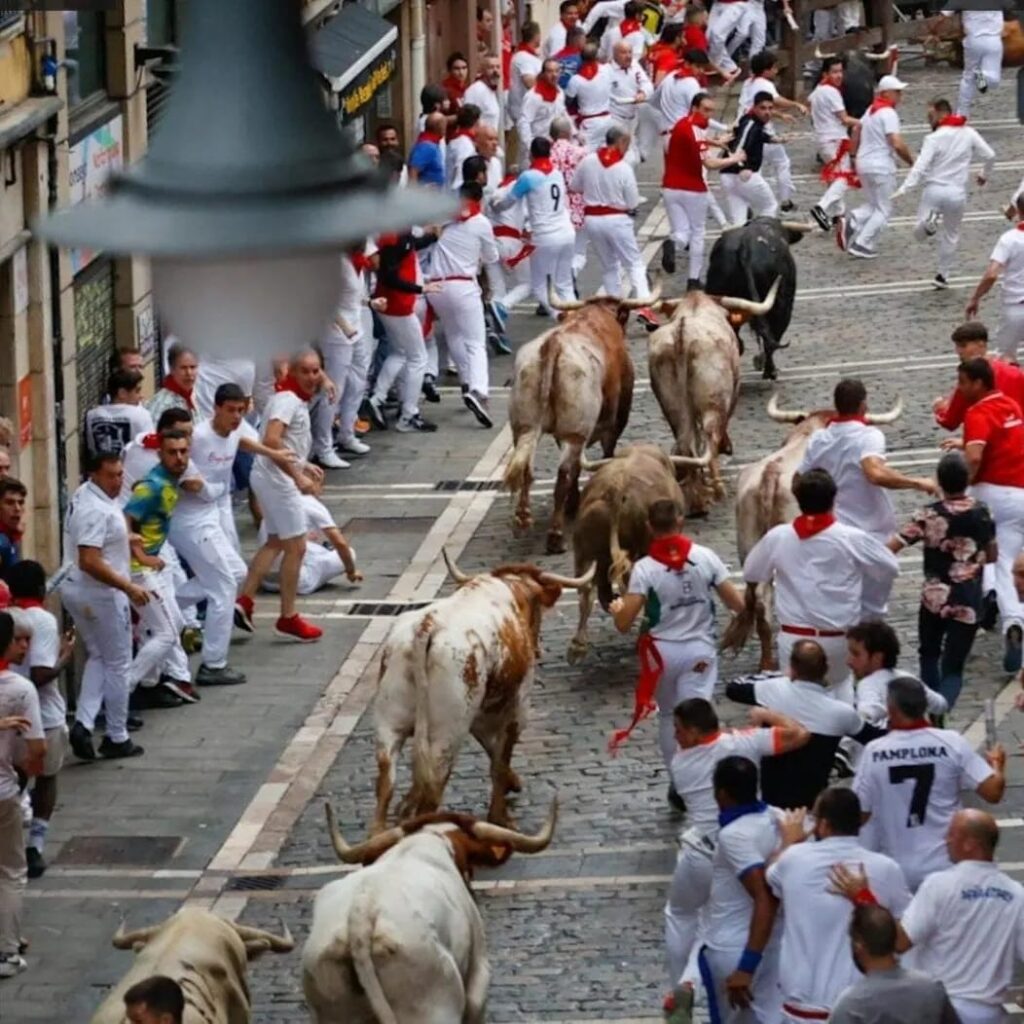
[737,948,762,975]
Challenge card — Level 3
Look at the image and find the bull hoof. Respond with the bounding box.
[759,658,779,672]
[546,532,567,555]
[687,507,709,520]
[512,514,533,532]
[753,352,764,372]
[567,639,587,665]
[505,771,523,793]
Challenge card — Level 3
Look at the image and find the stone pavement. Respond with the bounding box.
[9,56,1024,1023]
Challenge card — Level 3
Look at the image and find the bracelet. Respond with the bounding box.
[737,948,762,974]
[852,887,878,907]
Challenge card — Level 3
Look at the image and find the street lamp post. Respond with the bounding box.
[35,0,455,361]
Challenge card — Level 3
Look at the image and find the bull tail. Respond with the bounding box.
[503,427,540,496]
[408,625,439,815]
[349,889,399,1024]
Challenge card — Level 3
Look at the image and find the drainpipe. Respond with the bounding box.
[410,0,426,126]
[490,0,503,134]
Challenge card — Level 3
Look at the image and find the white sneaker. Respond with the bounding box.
[923,209,940,237]
[338,437,370,456]
[0,953,27,978]
[974,68,988,93]
[315,451,350,470]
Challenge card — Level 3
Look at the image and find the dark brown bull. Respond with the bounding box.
[919,13,1024,68]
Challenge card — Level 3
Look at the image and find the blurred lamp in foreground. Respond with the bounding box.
[34,0,455,363]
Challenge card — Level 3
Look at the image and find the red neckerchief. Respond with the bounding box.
[415,130,443,146]
[0,659,10,671]
[891,719,931,730]
[938,114,967,128]
[686,111,709,130]
[674,63,695,80]
[577,61,600,80]
[620,17,642,34]
[609,632,662,754]
[819,81,843,98]
[12,597,42,609]
[141,433,161,450]
[793,513,836,540]
[516,42,539,54]
[453,128,475,141]
[0,525,22,545]
[648,533,694,570]
[275,374,314,402]
[499,173,517,187]
[350,252,373,274]
[534,78,559,102]
[161,375,194,411]
[441,74,467,100]
[457,199,482,222]
[868,96,895,115]
[1017,223,1024,232]
[530,157,554,174]
[597,145,625,168]
[827,413,868,425]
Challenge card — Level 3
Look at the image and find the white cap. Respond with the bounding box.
[876,75,907,92]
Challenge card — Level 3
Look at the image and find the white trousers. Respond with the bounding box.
[374,312,426,420]
[427,280,489,398]
[914,183,965,279]
[130,566,190,685]
[735,1,767,57]
[664,188,710,282]
[665,829,715,986]
[959,35,1003,116]
[62,581,132,743]
[761,144,794,202]
[950,998,1009,1024]
[169,520,247,669]
[707,1,749,73]
[585,214,650,300]
[972,482,1024,633]
[817,139,850,218]
[698,943,782,1024]
[323,329,372,443]
[721,172,778,226]
[848,169,895,252]
[530,238,576,319]
[777,630,850,688]
[263,542,344,595]
[164,540,202,628]
[994,303,1024,361]
[580,114,613,151]
[654,638,718,767]
[495,235,533,307]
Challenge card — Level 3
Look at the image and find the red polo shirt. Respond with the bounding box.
[963,391,1024,487]
[663,115,707,192]
[936,358,1024,430]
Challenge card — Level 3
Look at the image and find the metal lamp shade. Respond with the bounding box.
[35,0,455,256]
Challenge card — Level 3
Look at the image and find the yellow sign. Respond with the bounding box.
[340,51,396,120]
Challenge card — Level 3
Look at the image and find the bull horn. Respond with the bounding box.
[547,276,585,312]
[580,454,614,472]
[669,449,713,468]
[814,44,836,59]
[112,922,159,950]
[232,921,295,953]
[862,44,899,60]
[619,271,663,310]
[471,797,558,853]
[718,277,781,317]
[538,563,597,590]
[324,801,404,864]
[864,395,904,425]
[780,220,814,234]
[442,547,474,586]
[766,393,808,423]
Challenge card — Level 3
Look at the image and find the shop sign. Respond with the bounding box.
[68,116,124,275]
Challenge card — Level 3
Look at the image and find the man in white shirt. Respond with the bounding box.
[852,676,1005,890]
[485,168,533,310]
[426,181,503,429]
[565,44,613,152]
[447,104,482,191]
[834,809,1024,1024]
[84,369,154,457]
[965,195,1024,361]
[608,40,654,164]
[517,59,568,154]
[842,75,914,259]
[0,619,44,979]
[740,469,900,686]
[797,378,936,614]
[894,96,995,288]
[766,787,911,1022]
[706,0,750,76]
[598,0,649,63]
[948,8,1006,116]
[570,126,652,306]
[236,350,326,645]
[663,698,809,1000]
[463,54,503,132]
[699,754,781,1024]
[651,52,706,145]
[543,1,581,58]
[193,356,257,421]
[508,23,543,136]
[62,452,150,762]
[610,499,745,767]
[809,56,860,231]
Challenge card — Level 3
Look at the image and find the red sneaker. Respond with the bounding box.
[274,614,322,643]
[234,595,255,633]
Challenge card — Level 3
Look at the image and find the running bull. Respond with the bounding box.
[303,800,557,1024]
[721,393,902,669]
[648,281,781,513]
[372,552,594,831]
[504,283,659,554]
[90,908,294,1024]
[566,444,700,664]
[919,13,1024,69]
[704,218,811,380]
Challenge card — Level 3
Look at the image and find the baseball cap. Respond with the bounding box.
[877,74,907,92]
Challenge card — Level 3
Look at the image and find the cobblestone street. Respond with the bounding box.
[11,56,1024,1023]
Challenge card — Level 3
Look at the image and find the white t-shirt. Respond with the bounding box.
[254,390,311,487]
[853,726,994,889]
[627,544,729,643]
[798,422,896,538]
[738,75,779,114]
[428,214,500,280]
[856,668,948,726]
[463,79,502,130]
[608,60,653,120]
[194,358,257,420]
[990,227,1024,305]
[565,64,614,119]
[84,403,154,457]
[173,420,242,529]
[902,859,1024,1008]
[119,435,200,506]
[959,10,1005,38]
[62,480,131,590]
[705,806,781,951]
[856,104,901,175]
[809,82,847,145]
[509,49,543,120]
[11,605,63,731]
[670,728,780,832]
[0,673,42,800]
[509,166,574,244]
[767,836,911,1012]
[653,73,701,131]
[747,675,865,737]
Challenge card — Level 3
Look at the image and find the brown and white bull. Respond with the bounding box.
[504,283,656,555]
[89,908,294,1024]
[566,444,699,664]
[722,394,902,669]
[648,281,781,515]
[303,800,557,1024]
[372,552,594,832]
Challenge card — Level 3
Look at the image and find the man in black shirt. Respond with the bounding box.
[719,91,779,226]
[726,639,884,808]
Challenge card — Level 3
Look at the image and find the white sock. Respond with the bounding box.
[28,818,49,852]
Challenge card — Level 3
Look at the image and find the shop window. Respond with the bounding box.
[65,10,107,108]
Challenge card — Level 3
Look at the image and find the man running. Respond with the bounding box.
[809,56,860,232]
